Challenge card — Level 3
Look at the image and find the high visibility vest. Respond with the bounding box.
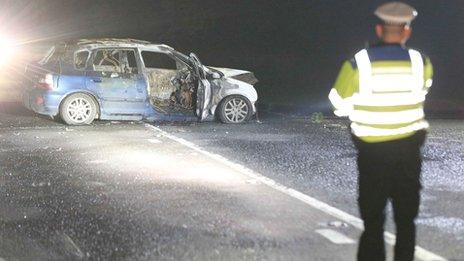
[329,48,432,143]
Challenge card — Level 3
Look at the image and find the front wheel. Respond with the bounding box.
[218,95,252,124]
[60,93,98,125]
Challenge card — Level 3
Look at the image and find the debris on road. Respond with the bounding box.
[311,112,324,123]
[328,221,349,228]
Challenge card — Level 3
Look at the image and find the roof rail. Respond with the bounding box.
[75,38,152,45]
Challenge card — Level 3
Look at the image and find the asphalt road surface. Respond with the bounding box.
[0,103,462,260]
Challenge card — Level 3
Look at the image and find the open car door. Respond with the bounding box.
[190,53,211,121]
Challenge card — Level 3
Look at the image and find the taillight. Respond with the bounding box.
[36,74,54,90]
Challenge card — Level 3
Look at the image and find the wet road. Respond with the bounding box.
[0,103,462,260]
[158,114,464,260]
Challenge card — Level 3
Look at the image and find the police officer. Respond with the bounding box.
[328,2,433,261]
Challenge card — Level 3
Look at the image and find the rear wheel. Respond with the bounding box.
[218,95,252,124]
[60,93,97,125]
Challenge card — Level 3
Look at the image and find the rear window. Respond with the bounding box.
[38,44,75,66]
[38,46,65,65]
[38,46,55,65]
[141,51,177,70]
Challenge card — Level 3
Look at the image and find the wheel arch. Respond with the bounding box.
[58,91,101,118]
[214,94,254,124]
[213,93,255,117]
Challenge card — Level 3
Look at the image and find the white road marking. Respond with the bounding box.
[145,124,448,261]
[315,229,355,244]
[88,160,107,164]
[56,232,85,259]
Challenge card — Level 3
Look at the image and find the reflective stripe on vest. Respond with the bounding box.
[351,49,428,137]
[351,120,429,137]
[328,88,353,117]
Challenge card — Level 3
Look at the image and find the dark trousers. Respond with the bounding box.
[352,130,426,261]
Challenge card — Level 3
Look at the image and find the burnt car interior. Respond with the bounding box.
[141,51,198,114]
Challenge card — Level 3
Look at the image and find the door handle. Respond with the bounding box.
[91,78,102,83]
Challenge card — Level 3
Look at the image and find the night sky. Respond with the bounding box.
[1,0,463,112]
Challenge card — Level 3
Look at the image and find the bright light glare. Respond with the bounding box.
[0,36,18,66]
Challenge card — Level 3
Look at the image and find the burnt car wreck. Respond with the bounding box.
[23,38,259,125]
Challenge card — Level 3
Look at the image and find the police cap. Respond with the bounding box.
[374,2,418,25]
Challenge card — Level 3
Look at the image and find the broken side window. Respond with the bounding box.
[91,49,139,74]
[92,49,121,73]
[74,50,90,70]
[141,51,177,70]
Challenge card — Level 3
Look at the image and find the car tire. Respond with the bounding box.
[218,95,252,124]
[60,93,98,125]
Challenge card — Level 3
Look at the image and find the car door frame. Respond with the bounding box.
[190,53,212,121]
[85,47,147,116]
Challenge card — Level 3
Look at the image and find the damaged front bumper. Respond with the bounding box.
[209,67,259,85]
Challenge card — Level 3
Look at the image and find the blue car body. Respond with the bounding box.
[23,38,258,124]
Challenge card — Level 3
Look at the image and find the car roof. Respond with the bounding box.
[62,38,174,52]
